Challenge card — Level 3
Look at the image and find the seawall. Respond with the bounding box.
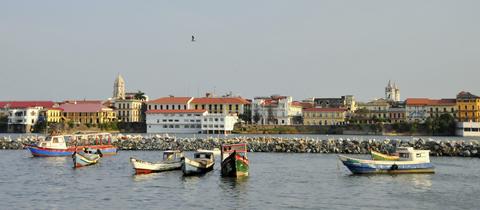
[1,135,479,157]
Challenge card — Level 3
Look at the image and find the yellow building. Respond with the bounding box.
[45,108,63,123]
[457,91,480,122]
[191,97,250,115]
[59,102,116,124]
[114,99,144,122]
[303,108,347,125]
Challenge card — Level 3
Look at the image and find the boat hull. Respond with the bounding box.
[73,153,100,168]
[221,151,249,177]
[130,158,182,174]
[27,145,117,157]
[339,155,435,174]
[182,157,214,176]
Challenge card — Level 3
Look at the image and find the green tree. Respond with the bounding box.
[134,91,147,101]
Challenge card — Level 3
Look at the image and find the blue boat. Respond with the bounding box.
[26,133,117,157]
[339,147,435,174]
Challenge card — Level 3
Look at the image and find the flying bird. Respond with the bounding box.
[191,35,195,42]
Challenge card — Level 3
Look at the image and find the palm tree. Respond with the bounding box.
[134,91,146,101]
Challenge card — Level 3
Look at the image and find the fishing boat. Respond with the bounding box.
[197,148,221,156]
[221,143,249,177]
[26,133,117,157]
[182,152,214,176]
[72,149,102,168]
[370,150,399,161]
[339,147,435,174]
[130,150,184,174]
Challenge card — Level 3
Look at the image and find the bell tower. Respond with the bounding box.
[113,74,125,99]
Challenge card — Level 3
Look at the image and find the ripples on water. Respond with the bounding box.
[0,151,479,210]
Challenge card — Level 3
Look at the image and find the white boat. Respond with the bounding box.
[182,152,215,176]
[130,150,184,174]
[197,148,221,156]
[339,147,435,174]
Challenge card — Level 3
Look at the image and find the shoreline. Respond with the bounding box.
[1,136,479,158]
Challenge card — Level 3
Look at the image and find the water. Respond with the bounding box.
[0,151,479,209]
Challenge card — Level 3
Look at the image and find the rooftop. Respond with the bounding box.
[304,108,347,112]
[191,97,250,104]
[405,98,456,106]
[59,102,107,113]
[149,97,193,104]
[0,101,55,109]
[146,109,208,114]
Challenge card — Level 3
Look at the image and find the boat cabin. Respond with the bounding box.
[194,152,214,160]
[37,133,113,149]
[38,135,68,149]
[221,144,248,161]
[396,147,431,163]
[163,150,184,161]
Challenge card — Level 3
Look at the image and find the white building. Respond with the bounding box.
[0,101,55,133]
[251,95,303,125]
[456,122,480,137]
[146,109,238,134]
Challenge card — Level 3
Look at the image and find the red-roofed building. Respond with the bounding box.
[303,108,347,125]
[0,101,57,133]
[59,102,116,124]
[145,109,238,134]
[405,98,457,122]
[190,96,250,115]
[147,96,194,111]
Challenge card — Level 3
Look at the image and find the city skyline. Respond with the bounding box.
[1,0,479,101]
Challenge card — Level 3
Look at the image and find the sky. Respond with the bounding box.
[1,0,479,102]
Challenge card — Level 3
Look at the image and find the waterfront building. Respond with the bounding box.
[0,101,55,133]
[456,122,480,137]
[146,109,237,134]
[45,108,63,123]
[405,98,457,123]
[456,91,480,122]
[59,101,116,124]
[190,93,250,115]
[356,98,390,122]
[385,80,401,102]
[251,95,303,125]
[313,95,356,112]
[113,74,126,100]
[114,98,144,123]
[147,96,193,111]
[387,106,406,123]
[303,108,347,125]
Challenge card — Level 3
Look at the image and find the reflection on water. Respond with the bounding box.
[1,151,479,210]
[399,174,433,190]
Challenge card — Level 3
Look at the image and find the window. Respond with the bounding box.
[215,118,218,121]
[162,119,167,122]
[155,105,158,110]
[178,105,181,110]
[166,105,169,109]
[174,119,179,122]
[160,105,163,109]
[184,105,187,109]
[175,125,179,128]
[163,125,167,128]
[195,105,198,109]
[179,114,183,117]
[157,120,160,123]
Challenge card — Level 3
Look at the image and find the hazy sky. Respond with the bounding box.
[1,0,479,102]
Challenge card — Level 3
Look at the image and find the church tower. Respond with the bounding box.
[113,74,125,99]
[385,80,400,102]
